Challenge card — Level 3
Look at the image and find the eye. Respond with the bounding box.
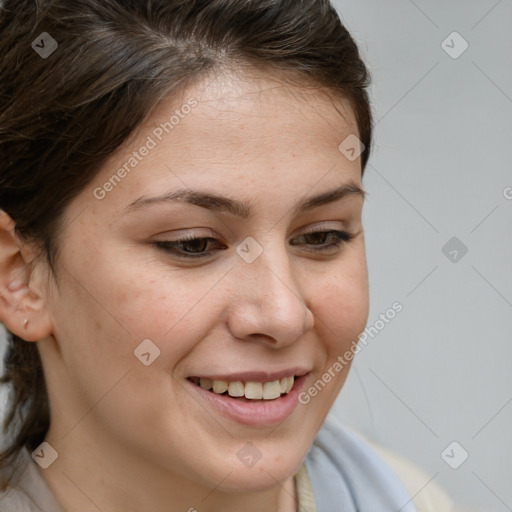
[290,229,356,252]
[154,234,225,259]
[153,229,356,260]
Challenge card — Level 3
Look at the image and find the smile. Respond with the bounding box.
[186,369,310,426]
[188,376,296,400]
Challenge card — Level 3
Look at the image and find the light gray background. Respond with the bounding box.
[329,1,512,511]
[1,1,511,510]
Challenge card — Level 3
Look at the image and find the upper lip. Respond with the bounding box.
[188,367,310,383]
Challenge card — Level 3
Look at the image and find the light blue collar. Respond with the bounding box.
[304,416,418,512]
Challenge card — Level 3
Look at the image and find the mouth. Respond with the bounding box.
[186,371,309,426]
[187,375,297,401]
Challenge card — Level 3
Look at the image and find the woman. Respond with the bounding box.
[0,1,453,510]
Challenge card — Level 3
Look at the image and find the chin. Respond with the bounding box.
[214,460,300,493]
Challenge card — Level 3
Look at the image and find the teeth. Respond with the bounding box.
[281,376,294,394]
[262,380,282,399]
[228,381,244,397]
[199,378,212,390]
[212,380,228,394]
[197,376,296,400]
[244,381,263,399]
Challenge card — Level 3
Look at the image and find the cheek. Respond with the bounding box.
[300,258,368,419]
[88,258,228,364]
[311,253,369,352]
[50,253,227,438]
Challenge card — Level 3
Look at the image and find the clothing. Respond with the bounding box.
[0,449,65,512]
[0,417,453,511]
[302,417,454,512]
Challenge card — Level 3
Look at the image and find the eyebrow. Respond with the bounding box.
[123,182,366,218]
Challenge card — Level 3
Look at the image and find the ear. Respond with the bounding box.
[0,210,54,342]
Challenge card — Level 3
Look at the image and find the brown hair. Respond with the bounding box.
[0,0,372,486]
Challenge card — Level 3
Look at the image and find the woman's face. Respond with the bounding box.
[40,68,369,493]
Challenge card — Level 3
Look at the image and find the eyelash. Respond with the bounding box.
[153,230,356,259]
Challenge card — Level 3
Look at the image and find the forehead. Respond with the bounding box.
[80,66,363,221]
[151,65,359,149]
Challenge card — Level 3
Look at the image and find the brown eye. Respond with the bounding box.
[290,230,355,250]
[303,231,330,244]
[178,238,209,253]
[154,236,225,258]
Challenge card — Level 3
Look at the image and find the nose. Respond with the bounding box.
[226,241,315,347]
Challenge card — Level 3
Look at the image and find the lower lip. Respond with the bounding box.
[186,375,308,427]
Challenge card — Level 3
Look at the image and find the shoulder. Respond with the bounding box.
[363,435,454,512]
[0,448,64,512]
[304,416,454,512]
[0,453,39,512]
[0,487,41,512]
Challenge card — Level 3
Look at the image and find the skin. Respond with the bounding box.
[0,65,369,512]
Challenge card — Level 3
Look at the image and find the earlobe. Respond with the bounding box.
[0,211,54,342]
